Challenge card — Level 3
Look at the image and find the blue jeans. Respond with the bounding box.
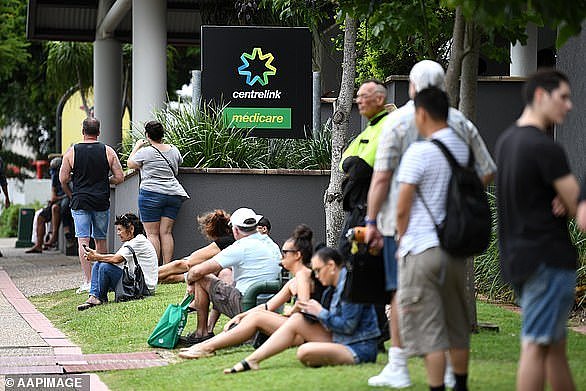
[71,209,110,239]
[345,338,378,364]
[383,236,398,291]
[89,262,123,302]
[519,264,575,345]
[138,189,183,222]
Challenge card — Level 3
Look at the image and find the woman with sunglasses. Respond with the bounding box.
[223,246,380,374]
[77,213,158,310]
[178,224,324,359]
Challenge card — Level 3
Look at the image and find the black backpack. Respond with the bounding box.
[418,139,491,257]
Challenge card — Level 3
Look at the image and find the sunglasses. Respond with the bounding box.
[281,249,298,256]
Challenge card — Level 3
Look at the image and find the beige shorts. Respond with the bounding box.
[398,246,470,357]
[209,278,243,319]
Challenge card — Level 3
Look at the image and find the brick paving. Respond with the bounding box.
[0,241,168,390]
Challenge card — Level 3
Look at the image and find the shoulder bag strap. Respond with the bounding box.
[151,146,177,177]
[123,244,140,268]
[431,138,475,169]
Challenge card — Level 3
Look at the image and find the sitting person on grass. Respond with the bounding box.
[158,210,234,284]
[178,224,325,359]
[223,246,380,374]
[179,207,281,347]
[77,213,158,310]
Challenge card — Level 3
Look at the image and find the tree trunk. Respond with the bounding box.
[324,15,358,247]
[459,20,480,121]
[458,20,481,333]
[445,6,465,108]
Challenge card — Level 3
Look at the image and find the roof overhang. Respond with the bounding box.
[26,0,215,45]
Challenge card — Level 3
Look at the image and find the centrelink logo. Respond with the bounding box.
[234,47,282,100]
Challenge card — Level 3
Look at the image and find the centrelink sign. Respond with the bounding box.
[201,26,312,138]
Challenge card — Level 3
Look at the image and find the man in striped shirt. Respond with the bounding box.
[395,87,471,391]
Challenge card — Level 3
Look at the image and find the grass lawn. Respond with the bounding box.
[30,284,586,390]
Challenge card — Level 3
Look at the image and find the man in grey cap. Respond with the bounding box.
[365,60,496,389]
[181,207,281,347]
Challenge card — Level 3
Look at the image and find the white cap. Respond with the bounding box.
[409,60,446,92]
[230,208,263,228]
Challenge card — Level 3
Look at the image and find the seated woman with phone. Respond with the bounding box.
[77,213,158,311]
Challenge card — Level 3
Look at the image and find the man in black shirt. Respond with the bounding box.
[495,70,578,391]
[60,118,124,294]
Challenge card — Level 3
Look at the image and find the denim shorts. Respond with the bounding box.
[71,209,110,239]
[383,236,398,291]
[138,189,184,222]
[519,264,575,345]
[345,338,378,364]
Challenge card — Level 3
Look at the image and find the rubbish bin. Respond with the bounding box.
[15,208,35,248]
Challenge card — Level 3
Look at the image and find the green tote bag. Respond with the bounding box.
[148,294,193,349]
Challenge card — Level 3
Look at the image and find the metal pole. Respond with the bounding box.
[192,70,202,111]
[312,71,321,136]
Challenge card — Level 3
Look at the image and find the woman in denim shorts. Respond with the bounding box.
[127,121,189,265]
[224,246,380,374]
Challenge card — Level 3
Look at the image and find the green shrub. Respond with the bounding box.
[121,101,332,170]
[475,187,586,309]
[0,201,42,238]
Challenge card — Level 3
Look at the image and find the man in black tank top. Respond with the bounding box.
[60,118,124,294]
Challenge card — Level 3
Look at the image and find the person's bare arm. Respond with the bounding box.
[59,148,74,199]
[127,139,148,169]
[365,170,392,249]
[85,247,125,264]
[186,259,222,284]
[553,174,579,217]
[107,146,124,185]
[396,183,416,238]
[184,242,222,267]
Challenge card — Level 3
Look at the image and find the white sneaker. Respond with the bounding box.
[444,355,456,389]
[75,282,90,294]
[368,347,411,388]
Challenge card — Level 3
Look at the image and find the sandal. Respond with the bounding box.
[224,359,254,374]
[178,347,215,360]
[25,247,42,254]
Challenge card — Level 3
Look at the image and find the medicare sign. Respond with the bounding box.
[201,26,312,138]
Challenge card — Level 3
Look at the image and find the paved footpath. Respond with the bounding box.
[0,239,167,391]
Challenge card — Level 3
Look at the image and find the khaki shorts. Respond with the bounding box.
[398,246,470,357]
[209,278,243,319]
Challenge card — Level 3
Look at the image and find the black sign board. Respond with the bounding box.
[201,26,312,138]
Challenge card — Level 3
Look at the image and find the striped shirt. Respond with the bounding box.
[396,127,469,256]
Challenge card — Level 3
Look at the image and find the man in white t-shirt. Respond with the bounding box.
[181,208,281,347]
[395,88,471,391]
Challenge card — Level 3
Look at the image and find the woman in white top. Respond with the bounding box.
[77,213,158,310]
[127,121,188,265]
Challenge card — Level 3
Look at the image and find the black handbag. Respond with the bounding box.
[343,243,392,305]
[115,244,151,302]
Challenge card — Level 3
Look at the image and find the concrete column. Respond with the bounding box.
[132,0,167,129]
[93,38,122,149]
[510,23,537,76]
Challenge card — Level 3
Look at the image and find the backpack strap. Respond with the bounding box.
[431,138,475,169]
[123,244,140,268]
